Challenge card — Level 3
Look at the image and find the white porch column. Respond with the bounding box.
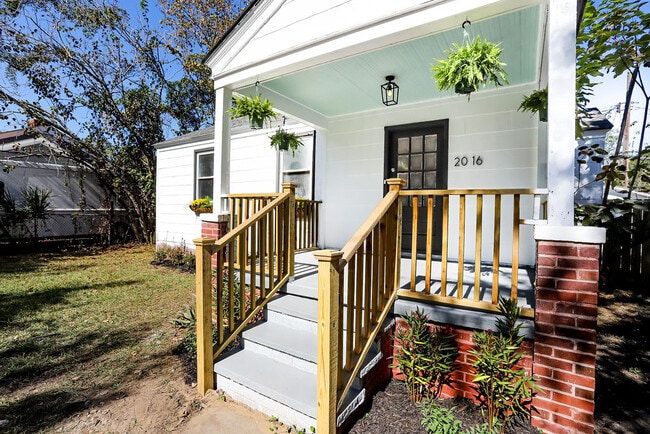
[213,86,232,215]
[546,0,577,226]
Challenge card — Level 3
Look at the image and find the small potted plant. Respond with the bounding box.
[518,87,548,122]
[189,196,213,214]
[431,35,508,100]
[269,127,303,156]
[229,94,277,129]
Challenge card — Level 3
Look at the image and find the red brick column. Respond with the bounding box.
[200,215,229,268]
[532,228,604,434]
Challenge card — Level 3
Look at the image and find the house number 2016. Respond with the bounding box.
[454,155,483,167]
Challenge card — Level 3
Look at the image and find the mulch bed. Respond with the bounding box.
[348,380,538,434]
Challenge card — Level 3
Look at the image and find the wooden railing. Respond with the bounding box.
[315,178,405,433]
[229,194,321,251]
[194,183,296,395]
[398,188,547,318]
[315,181,547,432]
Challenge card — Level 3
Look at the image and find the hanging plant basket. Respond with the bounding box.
[518,87,548,122]
[269,127,303,156]
[432,35,509,101]
[189,197,213,214]
[249,115,264,129]
[229,94,277,129]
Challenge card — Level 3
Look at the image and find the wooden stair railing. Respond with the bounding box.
[194,182,296,395]
[229,194,321,251]
[315,178,405,434]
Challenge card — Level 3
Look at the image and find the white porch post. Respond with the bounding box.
[214,86,232,215]
[546,0,577,226]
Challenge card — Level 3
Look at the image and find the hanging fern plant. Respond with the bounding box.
[432,35,509,101]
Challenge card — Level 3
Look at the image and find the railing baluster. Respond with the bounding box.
[410,196,418,291]
[371,227,380,322]
[250,223,257,308]
[354,249,363,354]
[441,195,449,297]
[458,194,466,300]
[511,194,520,302]
[259,215,267,299]
[364,237,372,337]
[346,256,355,370]
[425,195,433,294]
[228,241,235,333]
[492,194,501,305]
[474,195,483,302]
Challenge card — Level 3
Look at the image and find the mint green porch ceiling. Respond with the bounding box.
[261,6,540,117]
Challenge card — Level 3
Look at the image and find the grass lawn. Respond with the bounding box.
[0,244,196,432]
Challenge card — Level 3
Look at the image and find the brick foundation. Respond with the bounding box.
[532,241,600,434]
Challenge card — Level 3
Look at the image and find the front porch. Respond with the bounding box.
[194,181,549,431]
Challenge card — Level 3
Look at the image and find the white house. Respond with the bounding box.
[155,118,314,249]
[173,1,607,433]
[0,127,109,245]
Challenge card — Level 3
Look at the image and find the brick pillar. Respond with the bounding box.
[532,226,605,434]
[201,214,229,268]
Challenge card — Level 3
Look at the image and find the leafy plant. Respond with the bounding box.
[229,94,277,129]
[468,298,541,433]
[432,36,508,100]
[189,196,213,213]
[518,87,547,121]
[392,308,459,402]
[20,186,52,238]
[420,400,463,434]
[419,400,501,434]
[269,127,303,156]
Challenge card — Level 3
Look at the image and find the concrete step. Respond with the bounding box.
[215,349,317,430]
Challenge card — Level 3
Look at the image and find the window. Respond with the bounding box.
[195,151,214,199]
[281,133,314,199]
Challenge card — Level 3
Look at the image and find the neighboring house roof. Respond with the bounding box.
[154,126,215,150]
[579,107,614,131]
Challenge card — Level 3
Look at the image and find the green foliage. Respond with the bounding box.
[215,269,252,328]
[154,243,196,270]
[189,196,213,212]
[392,308,459,402]
[577,0,649,110]
[269,127,303,156]
[229,94,277,128]
[20,185,51,238]
[420,401,463,434]
[468,298,540,433]
[419,400,501,434]
[518,87,547,121]
[432,36,508,101]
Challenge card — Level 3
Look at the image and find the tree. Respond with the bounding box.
[0,0,245,242]
[576,0,650,201]
[159,0,246,134]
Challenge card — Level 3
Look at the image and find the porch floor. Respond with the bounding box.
[291,251,536,336]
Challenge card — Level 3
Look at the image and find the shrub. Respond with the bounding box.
[468,298,541,433]
[392,308,459,401]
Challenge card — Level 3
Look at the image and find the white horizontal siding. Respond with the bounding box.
[321,85,539,265]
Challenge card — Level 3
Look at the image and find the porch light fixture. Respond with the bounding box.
[381,75,399,106]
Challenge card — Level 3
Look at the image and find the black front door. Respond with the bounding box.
[385,120,448,256]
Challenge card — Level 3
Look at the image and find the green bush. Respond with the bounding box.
[392,308,459,401]
[468,298,541,433]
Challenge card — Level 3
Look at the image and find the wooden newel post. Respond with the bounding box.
[385,178,405,289]
[283,182,297,277]
[314,249,344,434]
[193,237,216,395]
